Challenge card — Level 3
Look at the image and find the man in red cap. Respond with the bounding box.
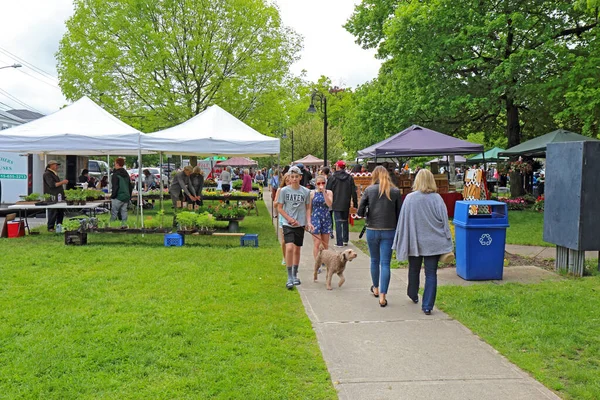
[326,160,358,247]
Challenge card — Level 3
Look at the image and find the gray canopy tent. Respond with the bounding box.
[499,129,598,158]
[357,125,484,159]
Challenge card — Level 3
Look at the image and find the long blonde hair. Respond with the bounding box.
[279,172,291,188]
[371,166,395,200]
[412,169,437,193]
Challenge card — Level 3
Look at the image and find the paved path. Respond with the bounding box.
[265,193,560,399]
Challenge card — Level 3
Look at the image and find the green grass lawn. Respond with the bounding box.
[438,279,600,400]
[505,210,551,247]
[0,202,336,399]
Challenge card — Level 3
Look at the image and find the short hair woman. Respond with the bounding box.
[392,169,453,315]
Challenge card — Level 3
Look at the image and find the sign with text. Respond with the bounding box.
[0,152,28,203]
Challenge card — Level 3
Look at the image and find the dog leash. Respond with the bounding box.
[303,226,325,241]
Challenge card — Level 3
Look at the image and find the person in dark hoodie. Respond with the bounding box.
[297,163,313,189]
[110,157,133,227]
[326,160,358,247]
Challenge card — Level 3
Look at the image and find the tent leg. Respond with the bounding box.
[138,143,144,234]
[159,152,164,212]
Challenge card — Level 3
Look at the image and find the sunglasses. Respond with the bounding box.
[316,182,326,186]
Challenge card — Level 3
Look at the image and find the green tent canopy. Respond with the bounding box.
[468,147,507,163]
[499,129,598,158]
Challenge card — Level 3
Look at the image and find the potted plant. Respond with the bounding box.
[175,211,198,232]
[63,219,87,245]
[195,212,216,234]
[64,189,80,205]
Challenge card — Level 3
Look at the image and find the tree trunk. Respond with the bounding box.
[448,155,456,184]
[506,97,521,149]
[509,171,523,197]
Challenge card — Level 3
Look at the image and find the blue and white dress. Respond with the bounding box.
[311,191,332,234]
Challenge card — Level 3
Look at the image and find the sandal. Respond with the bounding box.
[370,285,379,298]
[380,299,388,308]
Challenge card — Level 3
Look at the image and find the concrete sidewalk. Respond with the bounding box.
[265,193,559,399]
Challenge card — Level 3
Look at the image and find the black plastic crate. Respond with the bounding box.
[65,231,88,245]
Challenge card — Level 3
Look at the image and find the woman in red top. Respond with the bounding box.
[241,169,253,192]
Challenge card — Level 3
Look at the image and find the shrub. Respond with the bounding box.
[498,197,528,211]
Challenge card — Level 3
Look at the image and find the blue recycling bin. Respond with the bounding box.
[453,201,509,280]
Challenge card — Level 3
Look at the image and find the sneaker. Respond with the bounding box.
[330,232,334,239]
[343,242,348,246]
[423,309,432,315]
[334,244,344,248]
[286,278,294,290]
[281,258,286,265]
[293,277,301,286]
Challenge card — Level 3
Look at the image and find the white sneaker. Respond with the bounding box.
[281,258,286,265]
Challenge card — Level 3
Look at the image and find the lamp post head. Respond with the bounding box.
[307,103,317,113]
[0,63,22,70]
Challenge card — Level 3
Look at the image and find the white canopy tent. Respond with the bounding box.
[0,96,144,155]
[142,104,280,156]
[0,96,150,227]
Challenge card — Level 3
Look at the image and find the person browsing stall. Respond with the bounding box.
[189,166,204,206]
[169,166,198,208]
[277,166,313,289]
[43,160,69,232]
[110,157,133,227]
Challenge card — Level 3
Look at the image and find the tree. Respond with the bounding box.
[280,119,345,165]
[345,0,599,149]
[57,0,301,133]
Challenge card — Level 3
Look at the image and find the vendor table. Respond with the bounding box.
[8,201,110,234]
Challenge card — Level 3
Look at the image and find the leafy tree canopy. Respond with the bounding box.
[345,0,600,150]
[57,0,301,133]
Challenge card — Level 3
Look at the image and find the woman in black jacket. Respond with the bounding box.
[357,166,402,307]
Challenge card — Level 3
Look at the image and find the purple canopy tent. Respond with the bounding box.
[357,125,483,158]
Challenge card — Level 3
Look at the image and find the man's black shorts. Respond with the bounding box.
[283,225,305,246]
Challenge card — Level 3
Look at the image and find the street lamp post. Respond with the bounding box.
[0,63,22,70]
[307,91,328,166]
[282,130,294,163]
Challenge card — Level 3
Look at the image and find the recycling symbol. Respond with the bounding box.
[479,234,493,246]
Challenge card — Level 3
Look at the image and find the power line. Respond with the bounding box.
[0,46,58,82]
[0,88,41,113]
[16,68,62,90]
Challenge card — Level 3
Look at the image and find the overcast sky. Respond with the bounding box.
[0,0,381,116]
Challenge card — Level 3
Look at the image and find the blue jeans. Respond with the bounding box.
[408,256,439,311]
[366,229,395,294]
[334,210,349,246]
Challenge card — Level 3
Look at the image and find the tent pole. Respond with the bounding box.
[276,153,280,237]
[159,152,164,211]
[138,140,144,232]
[106,154,111,194]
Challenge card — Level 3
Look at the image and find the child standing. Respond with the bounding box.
[277,166,313,289]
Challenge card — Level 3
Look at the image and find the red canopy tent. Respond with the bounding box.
[292,154,324,166]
